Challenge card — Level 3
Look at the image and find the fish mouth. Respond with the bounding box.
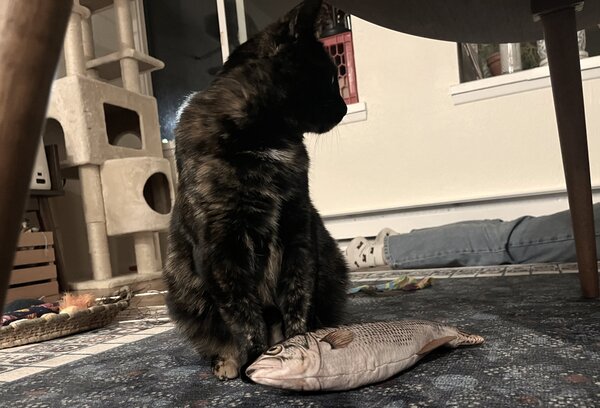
[245,361,319,391]
[245,357,283,379]
[245,358,307,382]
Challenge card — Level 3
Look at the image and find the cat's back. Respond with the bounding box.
[174,89,223,152]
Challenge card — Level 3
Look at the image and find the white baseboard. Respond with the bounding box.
[324,190,600,242]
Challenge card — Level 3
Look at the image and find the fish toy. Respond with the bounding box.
[246,319,484,391]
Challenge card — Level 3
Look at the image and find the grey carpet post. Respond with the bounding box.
[1,274,599,407]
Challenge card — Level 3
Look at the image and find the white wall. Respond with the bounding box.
[91,7,119,56]
[308,17,600,224]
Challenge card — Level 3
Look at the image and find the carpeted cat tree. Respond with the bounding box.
[46,0,175,291]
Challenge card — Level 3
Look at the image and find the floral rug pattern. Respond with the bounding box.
[0,273,599,407]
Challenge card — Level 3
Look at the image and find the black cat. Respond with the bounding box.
[164,0,349,380]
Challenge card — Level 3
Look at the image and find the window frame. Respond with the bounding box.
[450,54,600,105]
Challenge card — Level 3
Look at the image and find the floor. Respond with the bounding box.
[349,262,579,282]
[0,262,583,385]
[0,304,173,383]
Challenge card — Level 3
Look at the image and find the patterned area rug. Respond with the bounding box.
[1,274,599,407]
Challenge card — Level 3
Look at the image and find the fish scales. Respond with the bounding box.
[246,319,484,391]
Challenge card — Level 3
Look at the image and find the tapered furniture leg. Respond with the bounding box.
[534,1,599,298]
[0,0,72,307]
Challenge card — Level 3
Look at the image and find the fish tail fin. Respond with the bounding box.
[449,329,485,347]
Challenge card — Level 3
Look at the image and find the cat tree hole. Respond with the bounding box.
[43,118,67,162]
[103,103,143,150]
[143,172,171,215]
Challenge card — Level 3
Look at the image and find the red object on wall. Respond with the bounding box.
[320,31,359,105]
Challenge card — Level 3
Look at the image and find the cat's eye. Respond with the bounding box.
[331,75,337,85]
[265,344,284,356]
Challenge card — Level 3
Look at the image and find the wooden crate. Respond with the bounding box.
[6,232,59,305]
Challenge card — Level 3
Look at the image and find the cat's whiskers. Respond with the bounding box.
[305,125,342,154]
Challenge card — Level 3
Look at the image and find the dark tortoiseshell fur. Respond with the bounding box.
[164,0,349,380]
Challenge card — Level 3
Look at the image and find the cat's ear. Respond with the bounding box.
[263,0,326,55]
[289,0,323,39]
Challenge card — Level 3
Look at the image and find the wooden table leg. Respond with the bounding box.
[534,3,600,298]
[0,1,72,308]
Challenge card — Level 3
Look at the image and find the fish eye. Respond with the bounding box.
[265,344,284,356]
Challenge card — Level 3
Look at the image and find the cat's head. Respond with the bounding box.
[220,0,347,135]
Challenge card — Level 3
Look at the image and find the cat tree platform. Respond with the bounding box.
[80,0,115,12]
[69,271,164,293]
[87,49,164,81]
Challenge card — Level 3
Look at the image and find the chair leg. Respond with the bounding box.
[537,5,599,298]
[0,1,72,308]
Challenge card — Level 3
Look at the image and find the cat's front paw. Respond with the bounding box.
[212,358,239,380]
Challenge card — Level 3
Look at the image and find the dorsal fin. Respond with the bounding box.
[417,336,457,355]
[320,329,354,349]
